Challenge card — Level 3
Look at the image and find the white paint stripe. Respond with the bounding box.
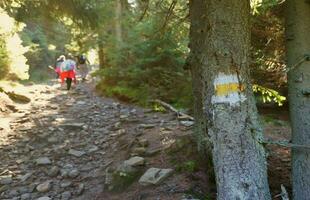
[213,73,240,85]
[211,92,246,106]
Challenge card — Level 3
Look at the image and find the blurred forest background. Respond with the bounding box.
[0,0,286,108]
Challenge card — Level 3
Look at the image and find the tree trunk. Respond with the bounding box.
[187,0,209,153]
[188,0,271,199]
[115,0,123,46]
[98,43,106,69]
[286,1,310,199]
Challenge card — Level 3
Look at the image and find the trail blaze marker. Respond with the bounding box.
[211,73,246,106]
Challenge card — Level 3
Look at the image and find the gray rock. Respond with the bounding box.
[179,121,194,127]
[18,172,32,182]
[59,123,84,130]
[8,189,19,197]
[36,197,51,200]
[61,191,71,200]
[124,157,145,167]
[131,147,146,156]
[36,181,51,192]
[48,166,59,177]
[87,145,99,153]
[117,163,136,174]
[47,137,58,144]
[68,149,85,157]
[138,139,149,147]
[36,157,52,165]
[21,193,31,200]
[68,169,79,178]
[0,175,13,185]
[145,148,161,156]
[60,180,72,188]
[139,168,173,186]
[18,186,29,194]
[76,183,84,195]
[105,168,113,186]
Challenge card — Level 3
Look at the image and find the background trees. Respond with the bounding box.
[286,0,310,199]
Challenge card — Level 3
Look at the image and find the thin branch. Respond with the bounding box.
[150,99,194,121]
[138,0,149,21]
[261,138,310,149]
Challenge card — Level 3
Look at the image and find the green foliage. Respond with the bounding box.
[152,104,166,112]
[109,170,142,192]
[251,0,283,15]
[0,8,29,80]
[253,84,286,106]
[97,1,191,107]
[176,160,198,173]
[0,36,10,79]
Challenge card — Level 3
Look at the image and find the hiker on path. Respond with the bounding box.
[55,55,65,79]
[60,54,77,90]
[77,54,89,81]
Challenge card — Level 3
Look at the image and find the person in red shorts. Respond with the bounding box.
[60,54,77,90]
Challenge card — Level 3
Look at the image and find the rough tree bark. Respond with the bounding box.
[188,0,271,199]
[285,1,310,199]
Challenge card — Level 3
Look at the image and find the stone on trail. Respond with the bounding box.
[117,162,137,174]
[68,149,86,157]
[87,145,99,153]
[18,172,32,182]
[36,181,51,192]
[124,156,145,167]
[138,139,149,147]
[60,180,72,188]
[77,183,84,195]
[47,137,58,144]
[61,191,71,200]
[59,123,84,130]
[36,197,51,200]
[20,193,31,200]
[48,166,59,177]
[0,175,13,185]
[68,169,79,178]
[179,121,194,127]
[36,157,52,165]
[131,147,146,156]
[139,168,173,186]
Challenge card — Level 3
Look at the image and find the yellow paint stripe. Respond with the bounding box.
[215,83,244,96]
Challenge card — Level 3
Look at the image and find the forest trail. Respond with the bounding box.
[0,80,207,200]
[0,79,292,200]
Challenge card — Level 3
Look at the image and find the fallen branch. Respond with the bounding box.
[150,99,194,121]
[261,138,310,150]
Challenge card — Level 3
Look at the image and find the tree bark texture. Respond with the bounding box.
[188,0,271,199]
[286,1,310,199]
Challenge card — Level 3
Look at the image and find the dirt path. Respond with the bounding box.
[0,82,209,200]
[0,81,292,200]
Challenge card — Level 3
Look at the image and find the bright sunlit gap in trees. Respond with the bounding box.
[0,8,29,80]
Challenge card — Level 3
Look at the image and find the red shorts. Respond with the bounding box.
[60,70,76,84]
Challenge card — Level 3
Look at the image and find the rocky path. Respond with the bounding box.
[0,82,201,200]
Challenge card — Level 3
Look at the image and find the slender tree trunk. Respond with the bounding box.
[286,1,310,199]
[98,43,106,69]
[115,0,123,45]
[188,0,271,199]
[187,0,209,153]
